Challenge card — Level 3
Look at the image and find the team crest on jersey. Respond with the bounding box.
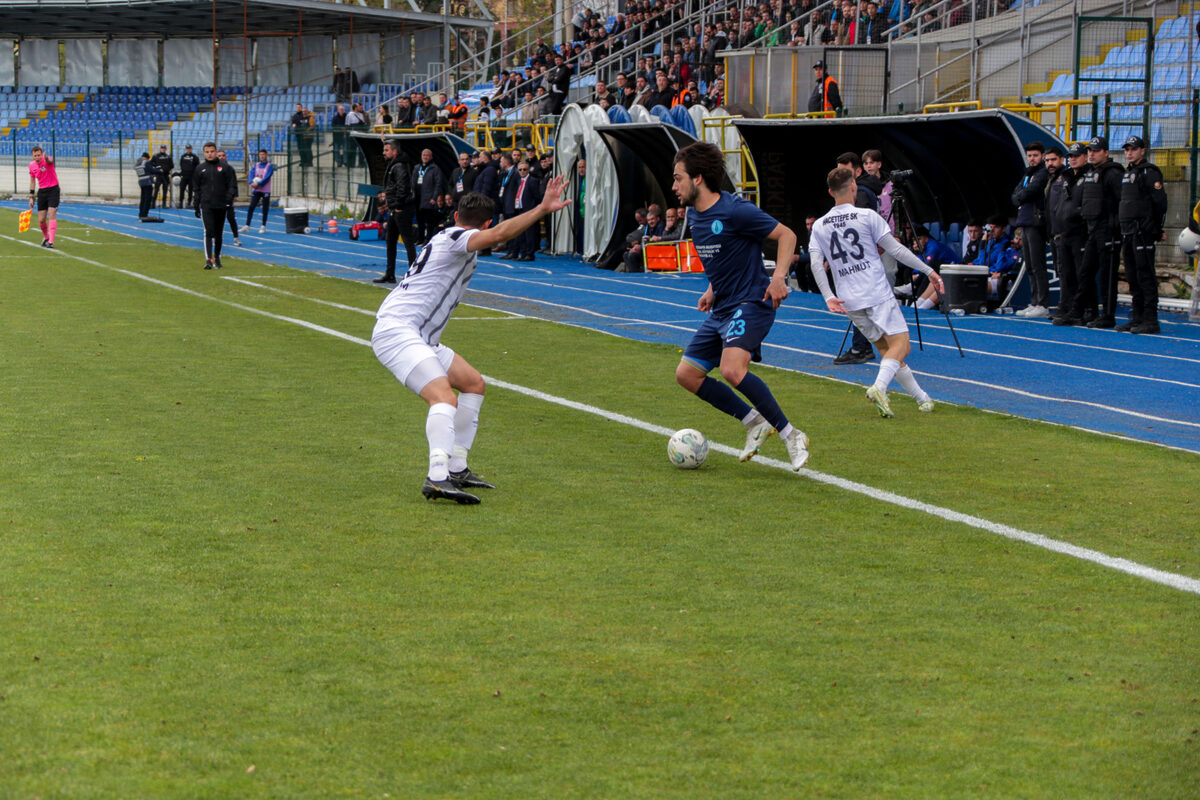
[711,220,723,234]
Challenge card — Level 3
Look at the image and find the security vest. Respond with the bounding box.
[1050,167,1085,236]
[1079,160,1123,224]
[1118,159,1167,234]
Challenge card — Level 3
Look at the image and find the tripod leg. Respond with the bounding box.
[836,320,853,357]
[936,289,966,357]
[912,292,923,351]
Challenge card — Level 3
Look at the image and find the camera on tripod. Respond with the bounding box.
[890,169,914,182]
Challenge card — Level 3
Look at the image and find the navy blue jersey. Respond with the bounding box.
[687,192,780,313]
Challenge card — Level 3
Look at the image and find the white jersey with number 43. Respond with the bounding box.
[808,203,895,312]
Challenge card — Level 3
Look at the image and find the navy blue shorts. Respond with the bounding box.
[682,300,776,372]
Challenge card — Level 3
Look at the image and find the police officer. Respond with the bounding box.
[374,139,417,284]
[1074,136,1124,327]
[150,145,173,209]
[1116,135,1168,334]
[177,144,199,208]
[1011,141,1050,317]
[1049,143,1088,325]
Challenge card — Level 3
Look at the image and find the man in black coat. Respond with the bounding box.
[150,145,173,209]
[191,141,237,269]
[411,148,446,244]
[1011,140,1050,317]
[496,154,519,258]
[1075,136,1125,327]
[375,140,417,284]
[1047,145,1086,325]
[449,151,477,205]
[1117,135,1169,334]
[177,144,199,208]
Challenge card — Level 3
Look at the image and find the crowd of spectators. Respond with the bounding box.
[469,0,1016,122]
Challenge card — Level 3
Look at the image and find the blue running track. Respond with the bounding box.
[21,201,1200,454]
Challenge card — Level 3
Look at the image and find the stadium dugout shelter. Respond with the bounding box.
[732,109,1065,235]
[595,121,735,262]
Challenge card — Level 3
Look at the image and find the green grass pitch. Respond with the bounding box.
[1,213,1198,798]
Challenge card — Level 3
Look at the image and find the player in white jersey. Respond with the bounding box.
[373,175,570,504]
[809,166,945,418]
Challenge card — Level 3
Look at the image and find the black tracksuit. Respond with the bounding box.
[382,155,417,280]
[192,158,237,262]
[1048,165,1086,320]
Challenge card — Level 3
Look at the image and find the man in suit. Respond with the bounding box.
[509,161,542,260]
[411,148,446,244]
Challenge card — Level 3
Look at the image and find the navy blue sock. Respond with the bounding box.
[696,376,752,420]
[733,371,789,431]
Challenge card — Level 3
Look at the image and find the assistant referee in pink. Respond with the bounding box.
[28,145,60,248]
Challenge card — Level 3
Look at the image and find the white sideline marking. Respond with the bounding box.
[220,277,530,321]
[5,230,1198,598]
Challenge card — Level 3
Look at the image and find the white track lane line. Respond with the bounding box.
[60,210,1200,350]
[8,230,1196,597]
[474,272,1200,387]
[581,271,1200,350]
[460,287,1200,430]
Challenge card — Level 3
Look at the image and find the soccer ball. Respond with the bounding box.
[667,428,709,469]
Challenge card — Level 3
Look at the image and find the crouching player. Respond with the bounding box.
[372,176,570,504]
[809,166,944,417]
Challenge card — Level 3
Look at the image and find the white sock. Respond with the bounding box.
[778,422,795,439]
[894,364,930,403]
[425,402,456,481]
[915,297,935,309]
[742,408,764,427]
[450,392,484,472]
[874,358,901,391]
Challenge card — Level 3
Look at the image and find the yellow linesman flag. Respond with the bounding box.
[18,209,32,233]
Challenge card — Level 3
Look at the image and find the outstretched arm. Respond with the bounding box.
[467,174,571,252]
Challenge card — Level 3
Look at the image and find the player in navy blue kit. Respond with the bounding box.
[671,142,810,470]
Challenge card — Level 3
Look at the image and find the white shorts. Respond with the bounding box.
[847,297,908,342]
[372,321,456,394]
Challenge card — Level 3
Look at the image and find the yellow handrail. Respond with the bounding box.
[922,100,983,113]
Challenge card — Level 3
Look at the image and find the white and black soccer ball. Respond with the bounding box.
[171,174,181,186]
[1178,227,1200,257]
[668,428,709,469]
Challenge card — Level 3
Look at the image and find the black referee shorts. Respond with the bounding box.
[36,186,60,211]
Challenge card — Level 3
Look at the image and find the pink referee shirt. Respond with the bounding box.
[29,157,59,190]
